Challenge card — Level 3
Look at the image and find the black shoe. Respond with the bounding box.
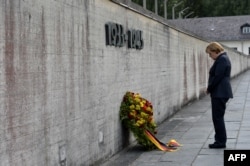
[209,143,226,149]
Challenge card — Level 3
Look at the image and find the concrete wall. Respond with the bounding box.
[0,0,249,165]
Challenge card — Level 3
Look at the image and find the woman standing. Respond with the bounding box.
[206,42,233,149]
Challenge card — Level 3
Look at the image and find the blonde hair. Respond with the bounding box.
[206,42,224,54]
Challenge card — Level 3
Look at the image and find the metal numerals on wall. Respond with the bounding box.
[105,22,144,50]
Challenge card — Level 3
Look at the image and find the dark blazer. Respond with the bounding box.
[207,52,233,98]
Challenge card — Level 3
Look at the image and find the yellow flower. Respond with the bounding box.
[135,119,146,126]
[135,105,141,110]
[134,97,141,103]
[129,105,135,109]
[146,107,152,112]
[140,112,148,118]
[135,121,141,127]
[134,93,141,98]
[128,110,137,118]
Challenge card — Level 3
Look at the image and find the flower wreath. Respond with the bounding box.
[120,91,157,150]
[120,91,182,151]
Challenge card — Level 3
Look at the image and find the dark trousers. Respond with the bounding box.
[211,98,229,145]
